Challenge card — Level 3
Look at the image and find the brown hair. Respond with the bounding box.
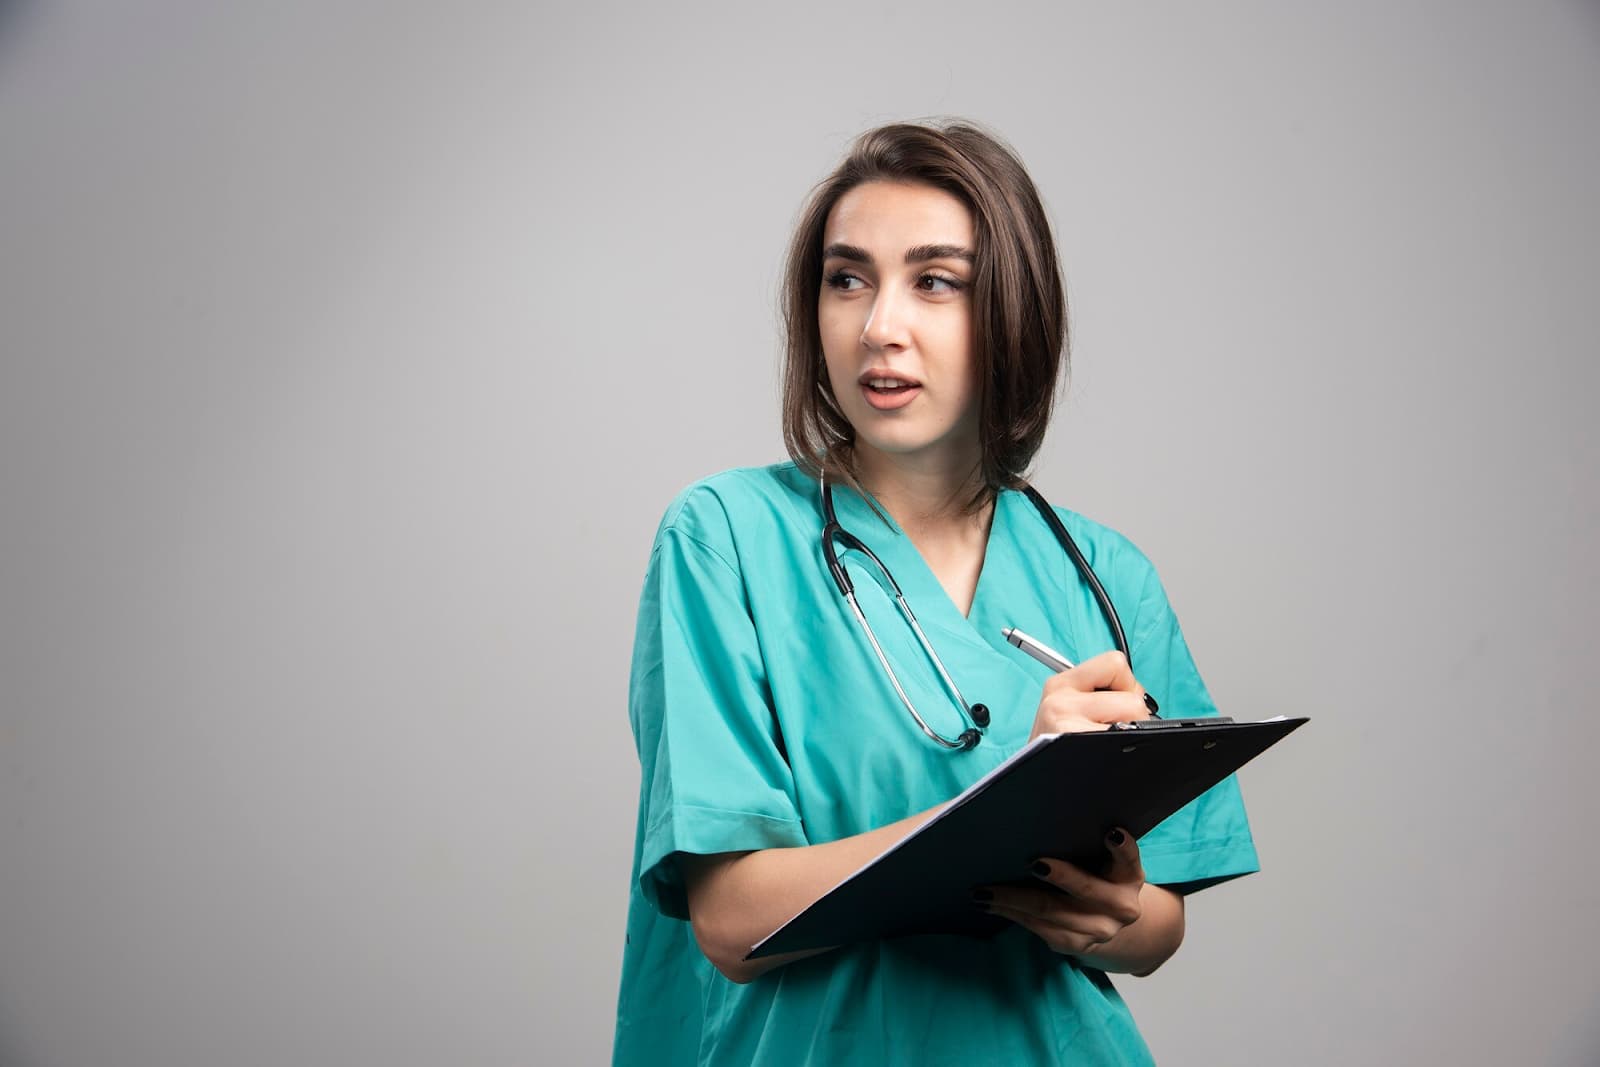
[779,118,1068,521]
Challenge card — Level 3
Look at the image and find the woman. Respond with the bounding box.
[613,119,1258,1065]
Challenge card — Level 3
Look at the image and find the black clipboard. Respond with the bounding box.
[746,716,1308,960]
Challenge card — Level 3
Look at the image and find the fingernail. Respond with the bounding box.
[1143,693,1160,715]
[1030,860,1051,878]
[1106,828,1126,846]
[970,888,993,903]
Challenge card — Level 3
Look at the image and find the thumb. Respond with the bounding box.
[1103,827,1144,885]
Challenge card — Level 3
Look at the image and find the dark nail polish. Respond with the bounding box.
[1107,828,1126,846]
[1143,693,1160,715]
[1030,861,1051,878]
[970,888,993,903]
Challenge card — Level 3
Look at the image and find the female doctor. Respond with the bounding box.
[613,119,1258,1065]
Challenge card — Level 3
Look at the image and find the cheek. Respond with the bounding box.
[818,313,857,382]
[818,304,856,350]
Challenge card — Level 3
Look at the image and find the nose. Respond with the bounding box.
[859,285,912,351]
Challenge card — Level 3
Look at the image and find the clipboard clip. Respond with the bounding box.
[1110,716,1235,731]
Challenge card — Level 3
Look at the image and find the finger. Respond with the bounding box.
[1027,857,1142,925]
[1045,716,1111,735]
[983,901,1117,956]
[980,889,1110,936]
[1029,857,1107,901]
[1046,650,1145,698]
[978,884,1108,935]
[1033,690,1148,733]
[1102,827,1146,885]
[1072,691,1153,725]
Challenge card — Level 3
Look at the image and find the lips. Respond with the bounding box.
[860,380,922,411]
[857,369,922,389]
[855,367,923,411]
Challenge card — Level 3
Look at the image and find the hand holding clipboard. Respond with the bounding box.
[748,713,1306,959]
[964,628,1237,964]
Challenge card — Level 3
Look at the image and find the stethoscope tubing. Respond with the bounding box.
[820,471,1132,751]
[1017,486,1131,668]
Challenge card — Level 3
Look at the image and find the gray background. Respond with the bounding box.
[2,2,1597,1064]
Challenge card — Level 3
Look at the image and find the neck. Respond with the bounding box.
[853,443,989,534]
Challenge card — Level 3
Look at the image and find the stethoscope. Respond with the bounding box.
[820,470,1133,751]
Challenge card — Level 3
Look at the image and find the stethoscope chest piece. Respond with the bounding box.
[821,475,991,751]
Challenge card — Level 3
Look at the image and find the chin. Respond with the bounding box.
[853,421,920,444]
[855,432,945,458]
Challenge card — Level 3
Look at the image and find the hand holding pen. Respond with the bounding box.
[1003,627,1162,740]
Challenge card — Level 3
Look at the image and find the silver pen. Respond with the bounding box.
[1001,626,1074,672]
[1002,625,1166,718]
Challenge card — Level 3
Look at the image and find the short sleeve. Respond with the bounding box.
[1125,562,1261,894]
[627,510,808,921]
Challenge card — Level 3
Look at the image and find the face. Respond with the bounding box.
[818,180,979,476]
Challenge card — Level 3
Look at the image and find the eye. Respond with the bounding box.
[919,273,964,294]
[824,270,865,292]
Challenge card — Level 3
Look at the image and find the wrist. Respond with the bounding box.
[1076,884,1186,975]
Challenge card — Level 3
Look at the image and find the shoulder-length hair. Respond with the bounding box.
[780,118,1068,520]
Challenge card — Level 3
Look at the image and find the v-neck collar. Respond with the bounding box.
[828,480,1017,655]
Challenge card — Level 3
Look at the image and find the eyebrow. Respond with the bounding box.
[822,242,976,266]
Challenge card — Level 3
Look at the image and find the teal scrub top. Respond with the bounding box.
[614,461,1259,1066]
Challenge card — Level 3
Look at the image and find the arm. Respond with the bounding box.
[1072,882,1185,977]
[681,801,951,984]
[682,651,1173,984]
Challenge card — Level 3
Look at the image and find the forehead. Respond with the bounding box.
[822,181,973,249]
